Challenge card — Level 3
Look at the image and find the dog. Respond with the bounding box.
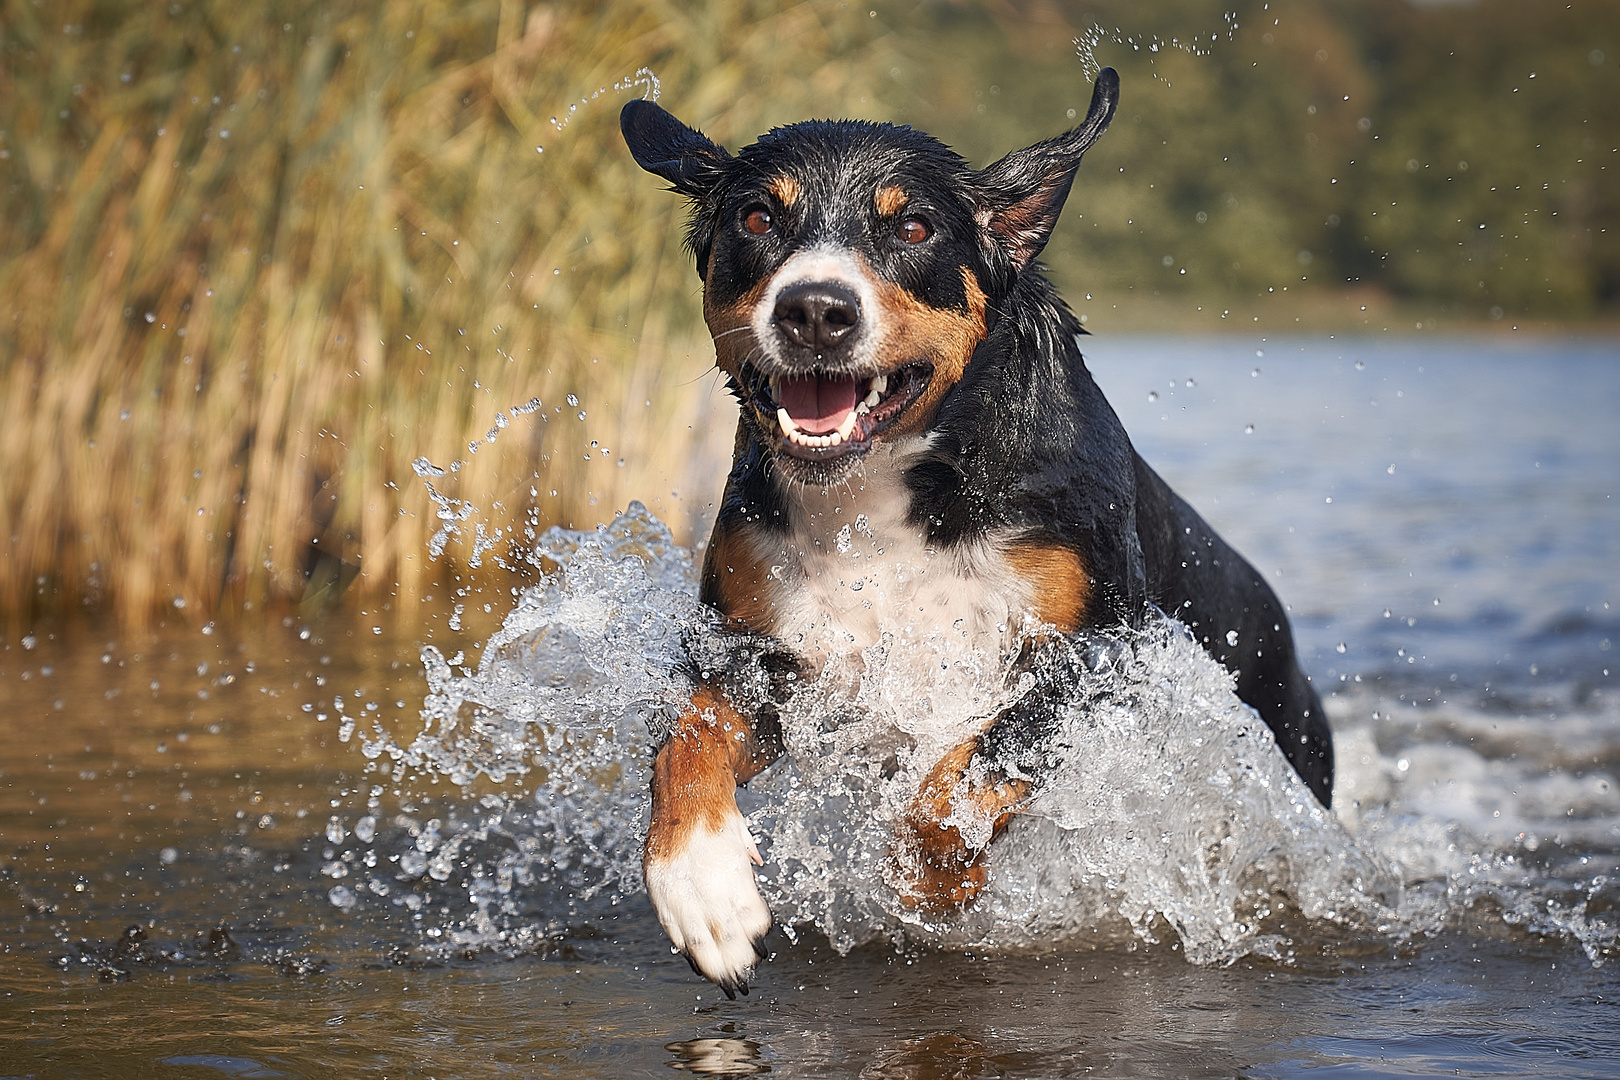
[620,68,1333,997]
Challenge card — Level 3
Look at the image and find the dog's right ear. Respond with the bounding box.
[621,100,731,199]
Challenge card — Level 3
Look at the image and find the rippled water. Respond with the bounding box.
[3,336,1618,1077]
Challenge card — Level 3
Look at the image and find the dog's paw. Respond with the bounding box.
[891,817,991,913]
[890,741,1027,914]
[644,812,771,997]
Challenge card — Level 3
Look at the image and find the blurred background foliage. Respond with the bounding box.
[0,0,1614,628]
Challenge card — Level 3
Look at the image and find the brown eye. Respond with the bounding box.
[898,216,932,244]
[743,207,773,235]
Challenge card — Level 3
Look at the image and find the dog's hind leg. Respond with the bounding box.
[644,684,779,997]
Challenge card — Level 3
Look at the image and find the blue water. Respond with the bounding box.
[1085,334,1619,692]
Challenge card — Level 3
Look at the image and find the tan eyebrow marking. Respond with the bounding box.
[874,184,909,217]
[767,174,801,208]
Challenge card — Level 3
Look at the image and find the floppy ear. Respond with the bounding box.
[974,68,1119,272]
[620,99,731,199]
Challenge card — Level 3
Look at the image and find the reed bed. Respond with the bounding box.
[0,0,894,628]
[3,0,1613,629]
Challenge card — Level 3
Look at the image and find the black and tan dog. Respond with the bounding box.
[621,69,1333,996]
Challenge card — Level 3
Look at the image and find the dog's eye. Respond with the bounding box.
[742,207,773,236]
[897,216,932,244]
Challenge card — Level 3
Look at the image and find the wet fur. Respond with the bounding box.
[621,70,1333,995]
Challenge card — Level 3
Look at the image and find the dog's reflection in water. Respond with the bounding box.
[666,1037,768,1076]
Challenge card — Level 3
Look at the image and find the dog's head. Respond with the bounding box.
[623,70,1117,486]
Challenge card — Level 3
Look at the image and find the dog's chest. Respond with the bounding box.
[745,452,1032,663]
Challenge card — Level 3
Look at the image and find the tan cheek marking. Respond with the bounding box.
[767,174,800,209]
[702,257,771,382]
[875,184,908,217]
[699,521,781,636]
[1003,539,1091,632]
[866,262,989,436]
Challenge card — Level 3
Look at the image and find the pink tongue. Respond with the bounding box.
[779,373,858,434]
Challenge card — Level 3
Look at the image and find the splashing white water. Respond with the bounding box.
[537,66,661,151]
[344,503,1618,966]
[1074,10,1241,87]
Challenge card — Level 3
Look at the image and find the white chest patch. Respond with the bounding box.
[743,442,1035,667]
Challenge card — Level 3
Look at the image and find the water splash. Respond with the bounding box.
[538,67,661,153]
[1075,10,1242,86]
[336,503,1617,967]
[410,397,543,572]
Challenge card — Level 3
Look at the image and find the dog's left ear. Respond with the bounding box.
[974,68,1119,272]
[621,99,731,199]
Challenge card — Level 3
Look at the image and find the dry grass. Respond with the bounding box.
[0,0,894,628]
[5,0,1612,629]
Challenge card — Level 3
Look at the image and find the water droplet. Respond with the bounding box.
[566,394,579,407]
[1225,630,1239,647]
[1336,642,1347,654]
[1244,424,1254,435]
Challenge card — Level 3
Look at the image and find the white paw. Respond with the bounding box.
[644,812,771,997]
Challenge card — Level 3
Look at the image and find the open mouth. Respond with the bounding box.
[748,363,931,459]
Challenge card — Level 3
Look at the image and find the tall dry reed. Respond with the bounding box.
[0,0,895,628]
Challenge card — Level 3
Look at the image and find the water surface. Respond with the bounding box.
[3,335,1618,1078]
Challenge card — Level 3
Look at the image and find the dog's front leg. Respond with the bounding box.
[644,684,778,996]
[892,734,1029,912]
[892,642,1081,912]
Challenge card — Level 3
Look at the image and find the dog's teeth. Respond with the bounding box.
[864,390,881,408]
[856,401,870,415]
[871,374,888,395]
[836,409,859,442]
[777,407,798,435]
[829,431,842,447]
[768,374,782,402]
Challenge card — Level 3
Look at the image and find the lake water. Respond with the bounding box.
[3,335,1618,1078]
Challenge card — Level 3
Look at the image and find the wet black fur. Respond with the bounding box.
[623,71,1334,806]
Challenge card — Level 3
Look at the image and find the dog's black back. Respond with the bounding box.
[907,266,1333,803]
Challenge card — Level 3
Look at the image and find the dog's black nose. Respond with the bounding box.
[773,281,861,351]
